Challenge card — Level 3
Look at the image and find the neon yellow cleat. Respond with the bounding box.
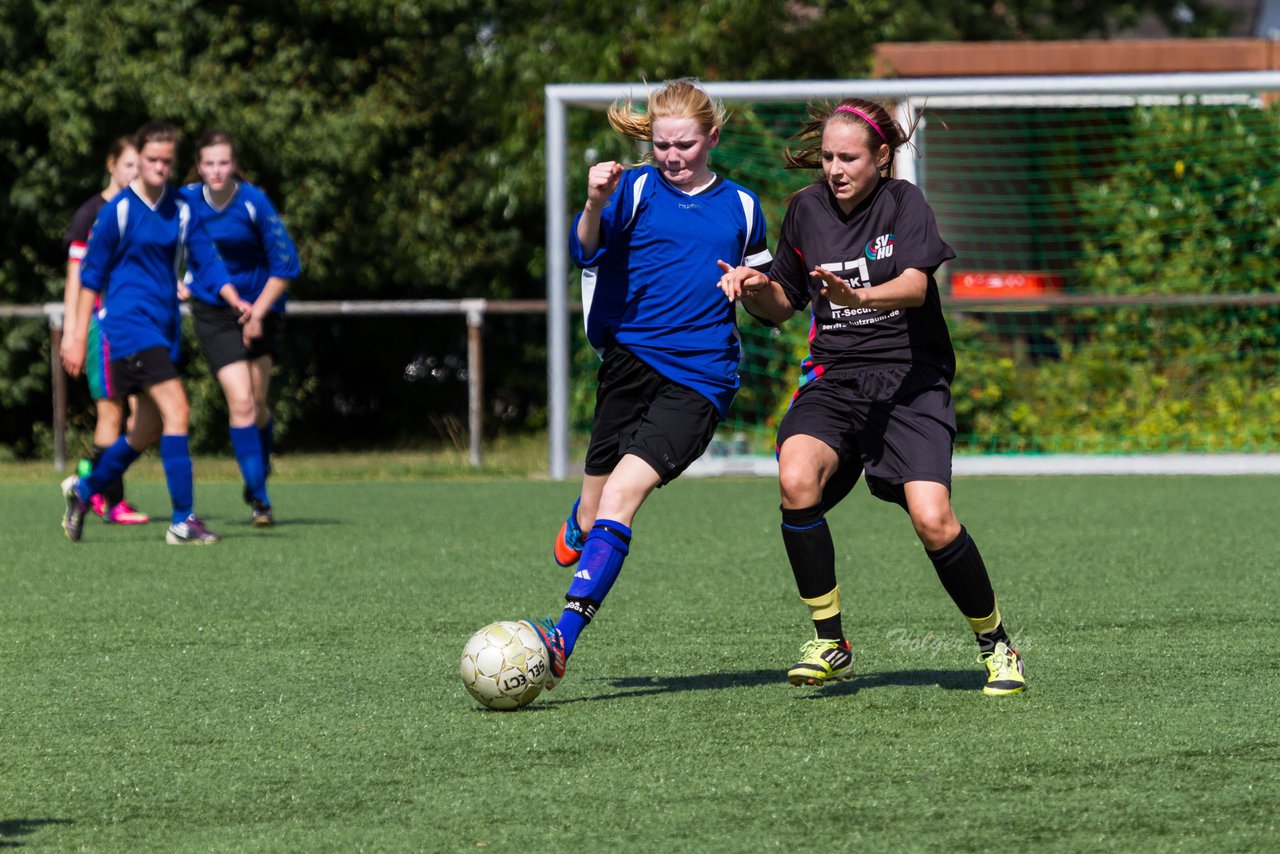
[980,641,1026,696]
[787,638,853,686]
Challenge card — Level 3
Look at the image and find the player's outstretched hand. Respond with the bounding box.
[812,265,863,308]
[717,259,769,302]
[585,161,624,207]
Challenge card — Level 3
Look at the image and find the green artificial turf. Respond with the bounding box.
[1,474,1277,851]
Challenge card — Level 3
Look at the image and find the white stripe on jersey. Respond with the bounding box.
[116,198,130,236]
[580,266,598,352]
[625,173,648,229]
[68,242,88,262]
[175,199,191,285]
[581,172,650,354]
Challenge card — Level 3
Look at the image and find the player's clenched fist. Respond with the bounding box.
[585,161,624,207]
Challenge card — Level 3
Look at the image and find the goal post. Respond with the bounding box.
[544,72,1280,480]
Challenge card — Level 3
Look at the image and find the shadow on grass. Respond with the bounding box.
[802,668,976,697]
[540,667,975,705]
[0,819,73,848]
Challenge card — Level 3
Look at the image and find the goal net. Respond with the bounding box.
[545,74,1280,478]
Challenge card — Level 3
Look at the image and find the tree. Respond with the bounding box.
[0,0,1237,456]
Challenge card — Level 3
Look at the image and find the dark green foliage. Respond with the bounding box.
[0,1,1238,456]
[951,103,1280,452]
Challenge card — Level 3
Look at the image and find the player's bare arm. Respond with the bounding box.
[813,265,927,309]
[575,161,624,257]
[716,259,794,323]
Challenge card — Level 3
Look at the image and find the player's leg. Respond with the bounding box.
[62,356,161,542]
[553,473,605,567]
[533,363,717,688]
[552,346,649,567]
[83,317,147,523]
[218,358,270,525]
[146,371,219,545]
[778,433,853,685]
[249,352,275,486]
[902,480,1023,694]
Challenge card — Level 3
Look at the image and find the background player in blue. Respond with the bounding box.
[524,79,773,689]
[181,130,300,527]
[60,136,150,526]
[718,99,1026,696]
[60,120,232,545]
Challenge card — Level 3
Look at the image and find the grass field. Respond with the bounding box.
[1,463,1278,851]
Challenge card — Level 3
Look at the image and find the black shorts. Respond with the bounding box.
[584,346,720,486]
[776,364,956,506]
[191,299,284,373]
[108,345,181,398]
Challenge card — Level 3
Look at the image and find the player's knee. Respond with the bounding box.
[778,462,822,508]
[911,506,959,550]
[227,393,256,424]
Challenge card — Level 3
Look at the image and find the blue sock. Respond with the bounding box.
[258,419,275,476]
[79,437,141,501]
[159,434,194,524]
[557,519,631,657]
[231,425,268,504]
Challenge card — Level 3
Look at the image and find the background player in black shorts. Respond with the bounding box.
[718,98,1026,696]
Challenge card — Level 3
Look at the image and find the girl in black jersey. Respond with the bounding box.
[718,99,1025,696]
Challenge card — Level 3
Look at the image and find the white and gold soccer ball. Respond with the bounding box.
[460,620,550,710]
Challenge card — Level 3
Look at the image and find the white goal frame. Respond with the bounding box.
[544,72,1280,480]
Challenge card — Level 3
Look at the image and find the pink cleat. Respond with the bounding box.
[106,500,150,525]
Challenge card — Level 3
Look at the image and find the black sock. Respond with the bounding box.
[975,624,1011,654]
[926,526,996,619]
[781,503,842,639]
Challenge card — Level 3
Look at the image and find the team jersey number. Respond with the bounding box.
[817,257,870,288]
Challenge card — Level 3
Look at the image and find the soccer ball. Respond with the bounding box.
[460,620,550,710]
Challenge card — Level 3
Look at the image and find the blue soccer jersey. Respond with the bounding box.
[80,183,230,362]
[570,164,772,417]
[180,180,300,311]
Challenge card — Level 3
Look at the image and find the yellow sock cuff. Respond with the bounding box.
[966,602,1002,635]
[801,587,841,621]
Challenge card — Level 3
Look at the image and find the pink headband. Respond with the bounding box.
[835,105,886,142]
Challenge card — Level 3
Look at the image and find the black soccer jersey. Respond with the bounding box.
[770,178,957,384]
[65,193,108,263]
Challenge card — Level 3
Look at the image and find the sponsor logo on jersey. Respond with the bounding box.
[865,233,895,260]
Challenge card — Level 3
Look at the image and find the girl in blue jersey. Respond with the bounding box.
[61,121,232,545]
[181,130,300,527]
[524,79,774,689]
[719,99,1025,696]
[60,136,150,526]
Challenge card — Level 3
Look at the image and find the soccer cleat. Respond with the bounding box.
[61,475,89,542]
[980,641,1026,696]
[520,617,566,690]
[166,515,221,545]
[787,637,854,686]
[105,500,150,525]
[552,501,586,567]
[90,493,110,518]
[250,500,274,527]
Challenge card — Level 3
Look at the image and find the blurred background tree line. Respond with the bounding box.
[0,0,1231,458]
